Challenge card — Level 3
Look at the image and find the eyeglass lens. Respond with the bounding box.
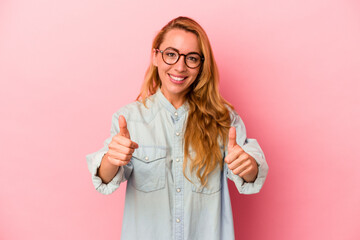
[162,48,202,68]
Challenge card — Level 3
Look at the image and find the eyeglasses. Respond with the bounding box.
[155,47,204,69]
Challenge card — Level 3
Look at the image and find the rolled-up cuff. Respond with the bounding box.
[86,150,123,195]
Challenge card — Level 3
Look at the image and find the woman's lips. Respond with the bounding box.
[168,74,187,84]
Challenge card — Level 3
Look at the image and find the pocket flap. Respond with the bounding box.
[132,146,167,163]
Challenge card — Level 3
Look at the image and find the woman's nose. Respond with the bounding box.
[174,55,187,72]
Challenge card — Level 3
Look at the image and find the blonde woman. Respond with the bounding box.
[87,16,268,240]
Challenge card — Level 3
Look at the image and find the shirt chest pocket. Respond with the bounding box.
[130,147,167,193]
[191,165,222,194]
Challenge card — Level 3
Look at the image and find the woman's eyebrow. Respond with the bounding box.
[166,46,201,55]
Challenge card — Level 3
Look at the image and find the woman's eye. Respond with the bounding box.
[187,56,199,62]
[166,52,177,57]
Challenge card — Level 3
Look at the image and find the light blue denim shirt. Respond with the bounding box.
[86,90,268,240]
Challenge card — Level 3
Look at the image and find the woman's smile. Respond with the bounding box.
[168,73,188,84]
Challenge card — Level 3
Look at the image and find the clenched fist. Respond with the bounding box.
[225,127,258,183]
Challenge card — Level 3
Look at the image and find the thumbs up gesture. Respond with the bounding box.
[106,115,139,167]
[225,127,258,183]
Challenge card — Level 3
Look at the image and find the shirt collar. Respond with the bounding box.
[155,88,189,117]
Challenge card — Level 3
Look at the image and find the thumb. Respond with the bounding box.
[118,115,130,139]
[228,127,237,150]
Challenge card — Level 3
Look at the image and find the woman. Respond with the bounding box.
[87,16,268,240]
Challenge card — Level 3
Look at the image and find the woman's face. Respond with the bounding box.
[153,29,201,106]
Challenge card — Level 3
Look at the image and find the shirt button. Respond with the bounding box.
[176,158,180,162]
[176,132,180,136]
[176,218,181,223]
[174,112,178,116]
[144,156,149,161]
[177,188,181,192]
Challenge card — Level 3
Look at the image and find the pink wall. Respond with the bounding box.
[1,0,359,239]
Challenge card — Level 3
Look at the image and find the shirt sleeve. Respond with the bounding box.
[225,110,269,194]
[86,111,134,195]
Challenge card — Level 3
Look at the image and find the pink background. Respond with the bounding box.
[1,0,359,239]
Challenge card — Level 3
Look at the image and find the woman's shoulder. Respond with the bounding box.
[224,103,237,119]
[112,96,158,122]
[224,104,245,127]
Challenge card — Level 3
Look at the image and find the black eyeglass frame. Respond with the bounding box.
[155,47,205,69]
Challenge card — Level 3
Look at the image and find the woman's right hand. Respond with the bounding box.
[105,115,139,167]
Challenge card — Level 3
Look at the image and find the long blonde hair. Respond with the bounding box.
[137,16,233,187]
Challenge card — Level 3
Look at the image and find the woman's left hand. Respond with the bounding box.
[225,127,258,183]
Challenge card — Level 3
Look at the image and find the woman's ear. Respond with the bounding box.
[152,48,158,67]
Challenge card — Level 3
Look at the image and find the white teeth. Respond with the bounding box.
[169,74,185,81]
